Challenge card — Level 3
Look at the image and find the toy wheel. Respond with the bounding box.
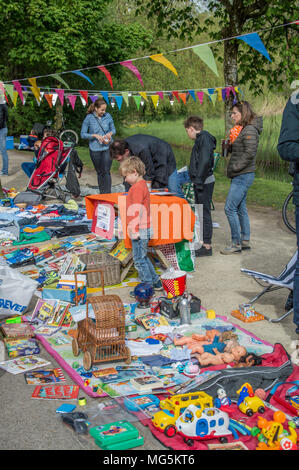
[83,351,92,370]
[219,436,228,444]
[124,346,132,364]
[72,338,79,357]
[246,409,254,417]
[164,425,176,438]
[183,437,194,447]
[258,406,265,414]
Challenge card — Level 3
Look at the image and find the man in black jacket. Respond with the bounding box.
[277,94,299,340]
[184,116,216,257]
[0,99,9,176]
[110,134,180,194]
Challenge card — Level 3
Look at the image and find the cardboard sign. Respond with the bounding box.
[91,201,115,240]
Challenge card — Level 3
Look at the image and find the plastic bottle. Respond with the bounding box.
[178,292,191,325]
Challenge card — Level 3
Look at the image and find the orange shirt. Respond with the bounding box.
[127,179,151,235]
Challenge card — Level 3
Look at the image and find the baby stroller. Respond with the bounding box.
[27,136,82,202]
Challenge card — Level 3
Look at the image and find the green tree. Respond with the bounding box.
[134,0,298,130]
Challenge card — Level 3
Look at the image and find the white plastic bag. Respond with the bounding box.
[0,265,38,316]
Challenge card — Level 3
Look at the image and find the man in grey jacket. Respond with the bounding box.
[0,97,9,176]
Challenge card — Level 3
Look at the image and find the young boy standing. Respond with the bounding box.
[184,116,216,257]
[120,156,163,292]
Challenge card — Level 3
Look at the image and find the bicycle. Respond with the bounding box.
[46,113,79,148]
[282,184,296,233]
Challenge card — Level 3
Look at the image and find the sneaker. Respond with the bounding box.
[0,171,8,176]
[220,243,242,255]
[241,241,251,250]
[195,245,212,257]
[153,280,164,291]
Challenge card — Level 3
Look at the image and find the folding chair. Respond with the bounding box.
[240,251,297,323]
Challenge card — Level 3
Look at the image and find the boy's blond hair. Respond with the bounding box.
[120,156,146,177]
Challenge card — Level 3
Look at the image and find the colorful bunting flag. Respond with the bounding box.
[151,95,159,108]
[120,61,144,87]
[197,91,204,104]
[133,95,142,110]
[139,91,148,102]
[149,54,178,76]
[51,73,70,89]
[188,90,196,102]
[55,89,64,106]
[44,94,53,108]
[79,90,88,105]
[90,95,99,103]
[28,78,41,103]
[12,80,24,104]
[114,95,123,110]
[97,66,113,89]
[0,82,8,103]
[72,70,94,86]
[100,91,109,105]
[122,92,129,106]
[67,95,77,110]
[4,84,14,102]
[178,92,187,104]
[12,91,18,106]
[172,91,180,102]
[156,91,164,100]
[237,33,271,62]
[192,45,219,77]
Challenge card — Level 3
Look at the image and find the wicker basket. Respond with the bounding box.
[79,253,121,287]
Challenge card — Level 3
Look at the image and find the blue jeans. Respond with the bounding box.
[168,169,184,198]
[131,228,160,286]
[224,172,255,244]
[177,169,190,198]
[0,127,9,174]
[89,149,112,193]
[21,162,35,178]
[293,205,299,334]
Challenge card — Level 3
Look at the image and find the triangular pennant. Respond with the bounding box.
[120,61,144,87]
[97,66,113,89]
[44,93,53,108]
[133,95,141,110]
[22,91,28,105]
[178,93,187,105]
[197,91,204,104]
[172,91,180,102]
[192,45,219,76]
[30,86,41,103]
[12,80,24,104]
[122,92,129,106]
[72,70,94,86]
[100,91,110,105]
[79,90,88,105]
[188,90,196,102]
[151,95,159,109]
[90,95,99,103]
[4,84,14,102]
[51,73,70,89]
[156,91,164,100]
[52,93,58,106]
[222,88,227,101]
[67,95,77,111]
[28,77,38,89]
[139,91,148,101]
[215,88,223,101]
[149,53,178,76]
[12,91,18,106]
[237,32,271,61]
[0,82,8,103]
[114,95,123,110]
[55,89,64,106]
[210,93,217,106]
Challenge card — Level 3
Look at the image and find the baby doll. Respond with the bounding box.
[195,342,247,367]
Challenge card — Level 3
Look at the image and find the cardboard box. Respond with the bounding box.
[42,286,86,305]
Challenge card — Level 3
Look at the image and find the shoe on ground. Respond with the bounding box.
[285,291,293,311]
[0,171,8,176]
[241,240,251,250]
[195,245,212,257]
[154,280,164,291]
[220,243,242,255]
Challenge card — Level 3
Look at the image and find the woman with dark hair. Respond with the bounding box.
[81,98,116,193]
[221,101,263,255]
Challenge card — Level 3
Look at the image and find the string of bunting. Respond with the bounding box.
[0,20,297,109]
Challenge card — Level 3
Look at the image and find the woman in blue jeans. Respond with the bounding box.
[221,101,263,255]
[81,98,116,193]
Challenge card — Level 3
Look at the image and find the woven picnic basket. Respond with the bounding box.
[79,252,121,287]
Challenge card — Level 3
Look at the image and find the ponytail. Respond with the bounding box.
[87,98,107,114]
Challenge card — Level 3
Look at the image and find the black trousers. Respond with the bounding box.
[89,149,112,194]
[194,182,214,245]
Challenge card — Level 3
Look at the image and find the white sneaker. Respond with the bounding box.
[220,243,242,255]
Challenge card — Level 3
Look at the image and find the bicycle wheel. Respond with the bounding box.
[59,129,78,147]
[282,190,296,233]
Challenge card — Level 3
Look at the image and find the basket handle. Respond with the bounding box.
[74,268,105,306]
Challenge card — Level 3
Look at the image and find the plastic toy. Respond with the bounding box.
[251,411,298,450]
[214,387,233,414]
[183,361,200,378]
[124,394,160,413]
[152,391,213,437]
[133,283,154,309]
[61,411,89,434]
[176,406,232,447]
[236,383,265,416]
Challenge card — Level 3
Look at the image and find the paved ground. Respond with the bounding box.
[0,149,298,451]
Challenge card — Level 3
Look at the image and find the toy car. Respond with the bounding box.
[176,406,232,447]
[61,412,89,434]
[238,395,265,416]
[152,391,213,437]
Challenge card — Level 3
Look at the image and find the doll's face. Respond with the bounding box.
[231,345,246,361]
[217,388,226,399]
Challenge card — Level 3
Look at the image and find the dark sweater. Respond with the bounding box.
[0,103,8,129]
[277,98,299,205]
[227,116,263,179]
[125,134,177,188]
[188,130,216,190]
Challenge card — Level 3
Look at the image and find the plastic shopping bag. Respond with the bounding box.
[0,265,38,316]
